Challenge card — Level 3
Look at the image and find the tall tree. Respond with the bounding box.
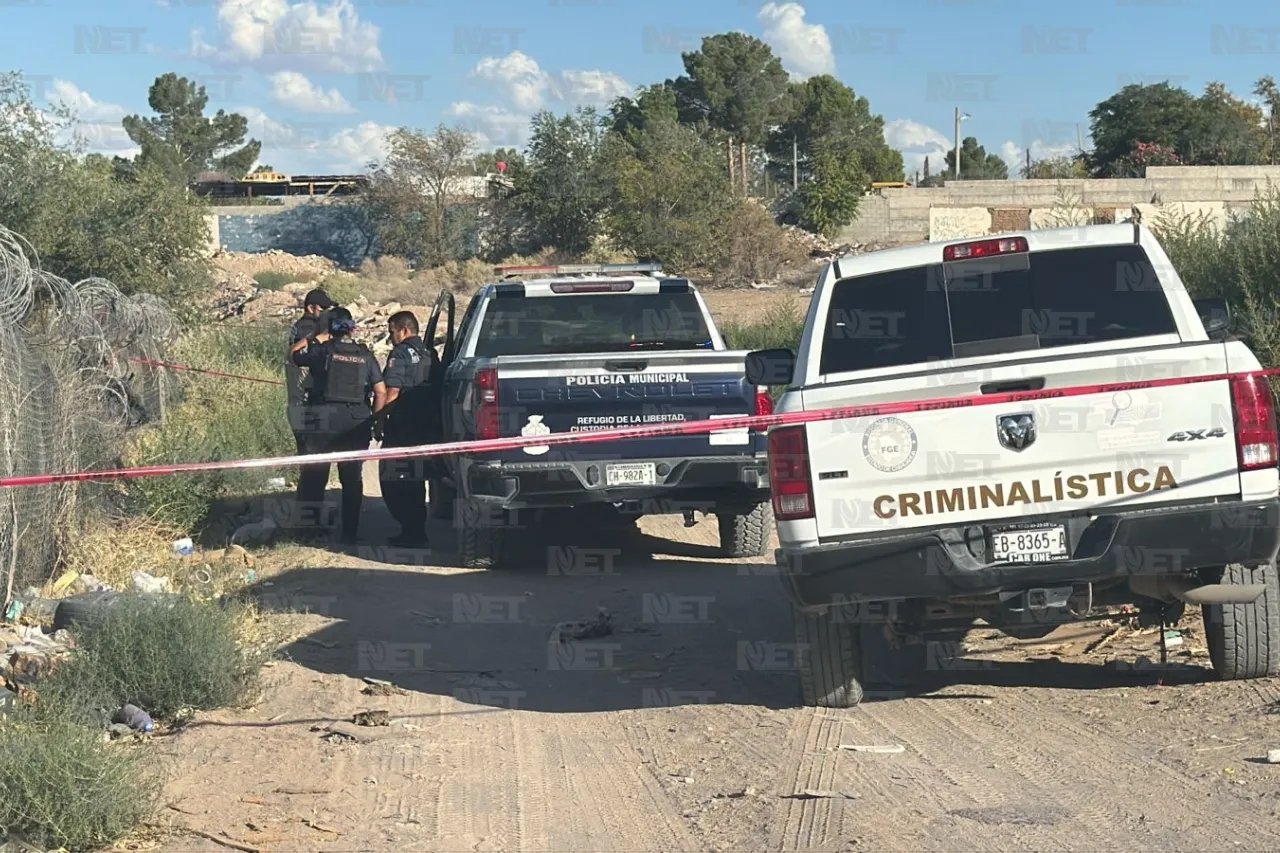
[669,32,790,146]
[766,75,900,186]
[363,124,479,265]
[1254,76,1280,164]
[516,107,608,254]
[1189,82,1265,165]
[945,137,1008,180]
[600,113,735,271]
[796,138,864,237]
[608,83,680,141]
[121,72,260,185]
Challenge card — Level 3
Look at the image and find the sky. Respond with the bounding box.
[4,0,1279,178]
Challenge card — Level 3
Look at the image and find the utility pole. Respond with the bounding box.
[741,141,748,195]
[1026,148,1031,174]
[792,134,798,190]
[953,107,970,179]
[728,136,735,192]
[1076,123,1084,154]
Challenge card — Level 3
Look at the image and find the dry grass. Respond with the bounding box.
[61,516,189,593]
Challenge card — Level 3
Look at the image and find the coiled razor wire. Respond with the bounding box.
[0,223,180,602]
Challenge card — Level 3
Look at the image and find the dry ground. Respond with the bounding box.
[149,491,1280,853]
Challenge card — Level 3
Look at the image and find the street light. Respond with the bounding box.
[954,108,970,179]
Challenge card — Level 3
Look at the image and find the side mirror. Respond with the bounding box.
[746,348,796,387]
[1193,297,1230,338]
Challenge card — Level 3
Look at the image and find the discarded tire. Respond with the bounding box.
[52,591,181,633]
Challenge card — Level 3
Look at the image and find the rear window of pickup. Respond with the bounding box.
[474,292,714,357]
[818,244,1179,375]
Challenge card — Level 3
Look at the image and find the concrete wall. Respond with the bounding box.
[839,165,1280,245]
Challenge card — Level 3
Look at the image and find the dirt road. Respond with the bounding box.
[157,501,1280,853]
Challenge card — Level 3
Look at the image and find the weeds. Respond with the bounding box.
[120,324,293,532]
[0,711,161,852]
[721,301,806,352]
[253,269,313,290]
[36,594,267,722]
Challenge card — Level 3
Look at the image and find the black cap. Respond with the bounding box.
[304,288,335,309]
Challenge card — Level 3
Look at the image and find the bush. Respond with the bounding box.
[721,301,806,352]
[719,202,811,286]
[0,711,161,852]
[253,269,311,290]
[36,594,266,722]
[1152,186,1280,369]
[121,323,293,532]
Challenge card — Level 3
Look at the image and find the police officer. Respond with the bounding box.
[286,289,335,535]
[290,307,386,545]
[378,311,441,547]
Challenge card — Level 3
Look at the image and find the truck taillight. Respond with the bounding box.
[943,236,1028,262]
[1230,374,1278,470]
[768,426,813,520]
[755,386,773,416]
[474,367,500,440]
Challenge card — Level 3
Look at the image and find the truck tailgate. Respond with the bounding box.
[490,351,762,463]
[803,343,1242,543]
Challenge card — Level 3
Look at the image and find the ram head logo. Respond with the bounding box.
[997,412,1036,452]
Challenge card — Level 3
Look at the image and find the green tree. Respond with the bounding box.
[121,72,260,185]
[469,147,524,176]
[944,137,1008,180]
[599,114,734,271]
[1189,82,1265,165]
[608,83,680,141]
[0,72,210,303]
[796,139,863,237]
[766,75,900,187]
[1022,155,1088,179]
[669,32,790,145]
[362,124,478,265]
[1254,76,1280,164]
[515,107,608,254]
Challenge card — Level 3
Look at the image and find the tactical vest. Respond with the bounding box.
[322,341,369,405]
[386,339,442,443]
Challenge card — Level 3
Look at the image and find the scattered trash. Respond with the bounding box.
[311,723,358,744]
[1162,629,1184,649]
[352,710,390,727]
[783,789,860,800]
[49,569,79,593]
[130,570,172,595]
[76,573,111,593]
[552,609,612,643]
[244,569,257,583]
[0,686,16,717]
[838,743,905,754]
[113,703,155,733]
[232,518,279,547]
[172,537,195,557]
[266,477,288,491]
[107,723,139,740]
[3,599,23,622]
[1266,749,1280,765]
[362,682,407,697]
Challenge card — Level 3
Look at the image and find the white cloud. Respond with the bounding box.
[467,50,632,113]
[445,101,531,150]
[45,80,135,154]
[470,51,550,112]
[757,2,835,80]
[190,0,384,74]
[884,118,952,179]
[237,105,391,172]
[269,71,354,113]
[1000,139,1080,176]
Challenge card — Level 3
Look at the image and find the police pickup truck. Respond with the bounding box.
[423,263,773,569]
[745,223,1280,707]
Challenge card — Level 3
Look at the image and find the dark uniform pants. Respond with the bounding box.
[295,404,373,539]
[379,446,428,539]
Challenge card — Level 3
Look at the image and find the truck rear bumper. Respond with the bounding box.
[463,454,771,510]
[778,499,1280,611]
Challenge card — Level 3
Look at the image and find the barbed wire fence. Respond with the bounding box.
[0,224,180,605]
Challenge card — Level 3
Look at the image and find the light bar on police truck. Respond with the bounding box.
[943,236,1029,262]
[549,280,635,293]
[494,262,663,280]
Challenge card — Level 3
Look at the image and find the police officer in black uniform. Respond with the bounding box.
[290,307,386,545]
[378,311,442,547]
[286,289,335,535]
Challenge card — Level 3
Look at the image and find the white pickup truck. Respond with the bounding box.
[745,223,1280,707]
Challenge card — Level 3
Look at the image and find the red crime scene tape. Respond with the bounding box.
[129,357,287,386]
[3,366,1278,488]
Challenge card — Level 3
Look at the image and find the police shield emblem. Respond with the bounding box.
[997,412,1036,452]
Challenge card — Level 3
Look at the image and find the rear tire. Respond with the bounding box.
[794,606,865,708]
[1203,561,1280,680]
[716,502,774,558]
[457,499,510,570]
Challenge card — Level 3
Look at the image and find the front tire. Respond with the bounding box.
[716,502,774,558]
[1203,561,1280,680]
